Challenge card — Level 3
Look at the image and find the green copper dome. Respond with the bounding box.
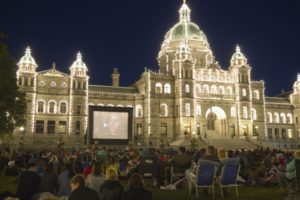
[165,22,207,42]
[162,3,208,45]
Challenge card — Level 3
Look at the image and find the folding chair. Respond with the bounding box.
[170,160,190,185]
[190,161,218,198]
[288,159,300,191]
[218,164,240,198]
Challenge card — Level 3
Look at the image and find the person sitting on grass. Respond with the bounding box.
[69,174,99,200]
[278,150,300,190]
[16,162,41,200]
[86,161,105,195]
[122,173,152,200]
[99,167,123,200]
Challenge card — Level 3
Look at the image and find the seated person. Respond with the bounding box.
[69,174,99,200]
[99,168,123,200]
[170,146,191,174]
[122,174,152,200]
[278,150,300,190]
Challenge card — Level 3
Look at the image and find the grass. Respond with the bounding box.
[0,176,285,200]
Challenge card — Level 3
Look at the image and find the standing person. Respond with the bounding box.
[39,162,58,194]
[69,174,99,200]
[16,162,41,200]
[122,173,152,200]
[86,162,105,194]
[99,168,123,200]
[57,163,75,196]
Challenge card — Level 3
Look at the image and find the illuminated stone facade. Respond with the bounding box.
[16,2,300,148]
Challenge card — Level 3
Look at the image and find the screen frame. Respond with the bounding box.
[88,106,133,145]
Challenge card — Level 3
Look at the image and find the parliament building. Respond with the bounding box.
[16,2,300,149]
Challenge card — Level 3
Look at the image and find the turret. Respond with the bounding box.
[111,68,120,87]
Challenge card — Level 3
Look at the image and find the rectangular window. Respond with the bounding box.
[288,129,293,139]
[267,128,272,139]
[35,120,44,134]
[58,121,66,134]
[185,84,190,93]
[282,129,286,140]
[31,78,34,86]
[76,105,81,115]
[137,123,143,135]
[75,121,80,135]
[47,121,55,134]
[275,128,279,140]
[185,103,190,117]
[160,123,167,135]
[243,106,248,119]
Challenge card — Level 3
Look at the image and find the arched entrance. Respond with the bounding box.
[205,106,227,138]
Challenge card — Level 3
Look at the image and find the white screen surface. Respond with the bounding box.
[93,111,128,139]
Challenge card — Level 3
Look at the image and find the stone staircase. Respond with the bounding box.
[204,138,258,150]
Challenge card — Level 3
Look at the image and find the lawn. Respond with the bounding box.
[0,176,285,200]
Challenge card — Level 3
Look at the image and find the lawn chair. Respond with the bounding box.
[190,161,218,198]
[139,157,155,178]
[288,159,300,191]
[170,160,190,185]
[218,164,240,198]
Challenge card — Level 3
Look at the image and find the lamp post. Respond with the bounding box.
[197,123,201,137]
[204,124,207,139]
[231,124,235,139]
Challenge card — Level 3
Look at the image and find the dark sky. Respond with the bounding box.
[1,0,300,96]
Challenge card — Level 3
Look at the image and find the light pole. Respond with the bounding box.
[204,124,207,139]
[231,124,235,139]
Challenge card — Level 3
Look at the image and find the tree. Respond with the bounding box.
[0,35,26,135]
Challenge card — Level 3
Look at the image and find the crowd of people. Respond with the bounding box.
[0,144,298,200]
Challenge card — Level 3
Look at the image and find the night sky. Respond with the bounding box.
[1,0,300,96]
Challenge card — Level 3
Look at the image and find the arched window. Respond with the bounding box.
[195,105,201,116]
[211,85,217,94]
[230,107,236,117]
[107,104,114,107]
[253,90,260,100]
[242,88,247,97]
[252,108,257,120]
[136,105,143,118]
[274,113,280,123]
[164,83,171,94]
[37,101,45,113]
[287,113,293,124]
[195,84,201,96]
[185,84,190,93]
[226,86,233,95]
[48,101,57,114]
[280,113,287,124]
[60,102,67,114]
[267,112,273,123]
[155,83,162,93]
[117,104,123,107]
[160,104,168,117]
[218,86,225,95]
[203,84,209,94]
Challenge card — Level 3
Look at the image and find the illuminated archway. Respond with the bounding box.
[205,106,227,120]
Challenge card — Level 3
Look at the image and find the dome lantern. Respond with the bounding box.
[230,45,248,66]
[293,73,300,94]
[70,51,88,77]
[18,46,38,72]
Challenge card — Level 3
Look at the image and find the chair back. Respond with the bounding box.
[195,163,217,186]
[139,157,155,177]
[220,164,240,185]
[295,159,300,180]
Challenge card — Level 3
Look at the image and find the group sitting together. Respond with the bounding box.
[0,144,299,199]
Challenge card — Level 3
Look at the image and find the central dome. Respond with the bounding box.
[161,3,208,47]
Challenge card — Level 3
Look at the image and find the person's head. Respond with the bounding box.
[271,157,278,165]
[206,145,216,156]
[218,148,227,160]
[45,162,55,174]
[178,146,186,154]
[105,167,118,181]
[27,162,37,171]
[294,150,300,158]
[92,162,102,176]
[128,173,145,189]
[70,174,85,191]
